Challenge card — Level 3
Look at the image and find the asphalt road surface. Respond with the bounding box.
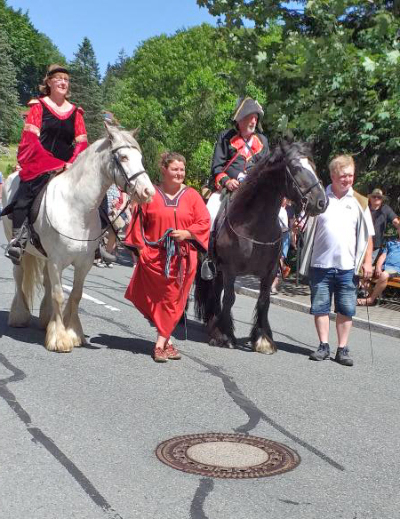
[0,226,399,519]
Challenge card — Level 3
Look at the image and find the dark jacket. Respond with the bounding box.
[210,128,269,189]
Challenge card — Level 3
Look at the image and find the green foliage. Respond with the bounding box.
[196,0,400,197]
[106,24,259,182]
[70,37,104,142]
[0,143,17,177]
[0,25,20,144]
[0,0,65,105]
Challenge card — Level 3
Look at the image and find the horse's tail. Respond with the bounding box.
[21,253,45,309]
[194,260,217,324]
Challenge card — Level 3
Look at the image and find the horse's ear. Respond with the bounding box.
[131,127,140,138]
[104,120,119,142]
[283,130,294,144]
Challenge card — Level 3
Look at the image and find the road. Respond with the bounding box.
[0,226,399,519]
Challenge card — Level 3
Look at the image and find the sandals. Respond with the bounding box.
[357,298,377,307]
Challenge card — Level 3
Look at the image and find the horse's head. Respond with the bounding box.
[281,141,328,216]
[105,122,155,204]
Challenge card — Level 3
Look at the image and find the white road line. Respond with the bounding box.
[62,284,120,312]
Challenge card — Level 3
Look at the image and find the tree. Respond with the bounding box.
[0,0,65,104]
[106,24,247,183]
[0,25,20,144]
[69,37,103,142]
[197,0,400,200]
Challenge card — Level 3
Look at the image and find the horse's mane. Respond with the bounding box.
[232,140,313,210]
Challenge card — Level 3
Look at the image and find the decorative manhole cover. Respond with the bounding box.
[156,433,300,479]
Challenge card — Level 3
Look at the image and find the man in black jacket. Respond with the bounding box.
[201,97,269,280]
[207,97,269,226]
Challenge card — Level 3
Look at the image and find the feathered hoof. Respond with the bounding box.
[253,336,277,355]
[45,323,74,353]
[8,315,30,328]
[8,302,31,328]
[66,328,87,348]
[209,335,236,349]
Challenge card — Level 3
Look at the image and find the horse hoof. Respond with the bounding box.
[253,336,277,355]
[45,325,74,353]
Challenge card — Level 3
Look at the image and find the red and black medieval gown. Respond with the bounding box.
[18,98,88,182]
[9,98,88,227]
[125,186,210,338]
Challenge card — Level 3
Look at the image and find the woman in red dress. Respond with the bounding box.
[5,64,87,264]
[125,152,210,362]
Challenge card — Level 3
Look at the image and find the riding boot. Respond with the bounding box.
[201,230,217,281]
[5,222,30,266]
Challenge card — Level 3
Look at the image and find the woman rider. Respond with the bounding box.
[5,64,88,264]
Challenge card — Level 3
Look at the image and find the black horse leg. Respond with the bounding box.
[251,275,277,354]
[209,270,236,348]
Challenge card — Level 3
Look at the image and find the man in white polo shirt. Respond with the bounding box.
[300,155,374,366]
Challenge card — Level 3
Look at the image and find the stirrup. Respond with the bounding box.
[201,258,216,281]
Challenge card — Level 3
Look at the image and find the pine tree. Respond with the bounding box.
[0,26,20,144]
[69,37,103,142]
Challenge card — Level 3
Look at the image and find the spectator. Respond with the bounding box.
[357,232,400,306]
[271,198,291,294]
[300,155,374,367]
[368,188,400,262]
[0,171,3,213]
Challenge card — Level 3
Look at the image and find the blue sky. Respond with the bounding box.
[7,0,217,76]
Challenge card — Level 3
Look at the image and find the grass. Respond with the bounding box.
[0,144,18,178]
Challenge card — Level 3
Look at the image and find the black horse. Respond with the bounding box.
[194,140,328,354]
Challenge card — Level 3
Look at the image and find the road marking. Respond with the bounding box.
[62,284,120,312]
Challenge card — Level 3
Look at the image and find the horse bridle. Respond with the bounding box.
[285,159,323,211]
[111,144,148,193]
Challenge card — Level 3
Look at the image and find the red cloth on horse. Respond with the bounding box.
[125,186,210,338]
[18,99,87,182]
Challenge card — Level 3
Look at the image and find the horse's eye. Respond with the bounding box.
[120,155,128,162]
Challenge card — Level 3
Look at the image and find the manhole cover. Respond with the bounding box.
[156,433,300,479]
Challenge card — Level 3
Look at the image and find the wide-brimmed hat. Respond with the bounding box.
[232,97,264,131]
[368,188,385,199]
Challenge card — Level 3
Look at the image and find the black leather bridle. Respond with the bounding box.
[285,159,324,211]
[111,144,148,193]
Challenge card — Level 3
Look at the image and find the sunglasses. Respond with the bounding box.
[371,195,382,199]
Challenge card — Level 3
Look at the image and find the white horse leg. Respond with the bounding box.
[39,264,53,330]
[63,262,91,347]
[8,264,31,328]
[45,261,74,353]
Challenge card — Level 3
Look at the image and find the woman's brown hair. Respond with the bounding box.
[159,152,186,170]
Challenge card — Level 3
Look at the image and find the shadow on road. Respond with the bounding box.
[90,333,153,356]
[275,340,313,357]
[0,310,45,347]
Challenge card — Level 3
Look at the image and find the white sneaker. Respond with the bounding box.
[95,261,105,268]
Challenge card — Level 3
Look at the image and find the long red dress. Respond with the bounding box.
[125,186,210,337]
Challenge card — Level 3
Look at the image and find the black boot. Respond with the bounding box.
[201,230,217,280]
[5,223,30,265]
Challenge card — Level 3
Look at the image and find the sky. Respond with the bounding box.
[7,0,217,76]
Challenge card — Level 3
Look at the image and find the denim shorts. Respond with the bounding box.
[309,267,358,317]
